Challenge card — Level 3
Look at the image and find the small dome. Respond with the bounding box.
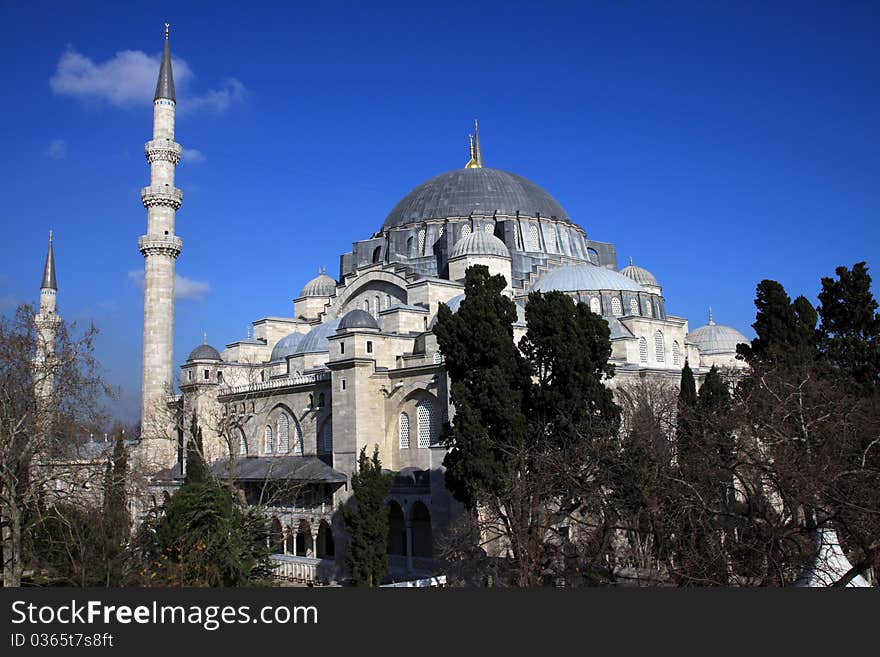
[299,271,337,298]
[270,331,304,362]
[298,318,342,354]
[449,231,511,260]
[686,312,749,355]
[620,258,659,288]
[339,309,380,331]
[187,344,221,362]
[531,264,646,294]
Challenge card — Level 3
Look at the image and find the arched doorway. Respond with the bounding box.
[411,501,432,558]
[295,519,314,557]
[316,520,335,558]
[387,501,406,556]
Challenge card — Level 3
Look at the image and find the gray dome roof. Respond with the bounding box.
[382,168,570,229]
[270,331,304,362]
[187,344,221,362]
[449,231,511,259]
[297,318,342,354]
[433,293,525,327]
[299,272,336,298]
[619,259,659,288]
[686,316,749,355]
[531,264,646,293]
[339,309,380,331]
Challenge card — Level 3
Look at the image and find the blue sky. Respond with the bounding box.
[0,1,877,421]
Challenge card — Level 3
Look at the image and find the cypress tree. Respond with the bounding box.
[185,416,209,484]
[341,446,393,586]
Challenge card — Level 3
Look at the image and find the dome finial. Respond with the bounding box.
[203,331,207,345]
[629,256,633,266]
[708,307,715,326]
[165,22,170,40]
[474,118,483,167]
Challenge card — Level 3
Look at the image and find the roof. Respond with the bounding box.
[297,318,342,353]
[187,344,222,362]
[154,28,176,102]
[686,316,749,355]
[270,331,305,362]
[339,308,380,330]
[210,456,347,483]
[619,258,659,288]
[531,264,646,293]
[449,231,511,259]
[299,272,337,297]
[41,232,56,290]
[382,168,570,229]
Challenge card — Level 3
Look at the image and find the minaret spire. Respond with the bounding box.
[139,25,184,469]
[41,230,57,291]
[473,118,483,167]
[154,22,176,102]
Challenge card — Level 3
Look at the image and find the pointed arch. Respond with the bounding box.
[655,330,665,363]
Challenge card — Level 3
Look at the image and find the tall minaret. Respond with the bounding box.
[34,231,61,408]
[139,23,183,466]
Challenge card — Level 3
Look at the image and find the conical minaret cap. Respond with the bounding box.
[41,231,57,290]
[154,23,176,102]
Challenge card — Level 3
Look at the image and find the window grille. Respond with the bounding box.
[264,425,274,454]
[611,298,622,316]
[672,341,681,366]
[630,298,639,315]
[590,297,601,314]
[417,400,433,448]
[655,331,665,363]
[277,414,290,453]
[399,412,410,449]
[639,337,648,363]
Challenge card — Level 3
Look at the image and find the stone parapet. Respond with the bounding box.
[144,139,182,164]
[139,234,183,258]
[141,185,183,210]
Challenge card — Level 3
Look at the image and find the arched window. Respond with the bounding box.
[630,298,639,315]
[417,226,426,255]
[363,299,370,314]
[385,294,391,309]
[639,337,648,363]
[319,423,332,454]
[672,340,681,366]
[433,351,442,364]
[645,301,653,318]
[417,399,433,448]
[529,223,540,250]
[264,425,274,454]
[399,412,410,449]
[238,429,248,456]
[590,297,601,314]
[655,330,665,363]
[461,224,471,240]
[372,246,381,263]
[293,422,303,455]
[277,413,290,453]
[611,298,622,317]
[587,247,600,265]
[374,295,381,316]
[406,236,414,256]
[485,222,494,234]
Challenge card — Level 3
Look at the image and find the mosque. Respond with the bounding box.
[132,27,749,582]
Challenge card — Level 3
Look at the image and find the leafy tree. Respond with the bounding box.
[817,261,880,387]
[341,446,393,586]
[147,480,271,586]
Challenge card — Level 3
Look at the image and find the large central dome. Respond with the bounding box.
[382,168,570,230]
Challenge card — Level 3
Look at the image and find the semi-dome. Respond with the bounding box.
[299,271,337,298]
[686,311,749,355]
[382,168,570,229]
[338,309,380,331]
[531,264,646,294]
[449,231,511,259]
[620,258,659,288]
[297,318,342,354]
[270,331,304,362]
[187,343,221,362]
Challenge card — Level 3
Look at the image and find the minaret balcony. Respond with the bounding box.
[139,234,183,258]
[145,139,182,165]
[141,186,183,210]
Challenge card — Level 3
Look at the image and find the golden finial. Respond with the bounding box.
[473,118,483,168]
[165,23,170,40]
[465,134,479,168]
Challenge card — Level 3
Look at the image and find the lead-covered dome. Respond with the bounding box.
[187,344,221,362]
[449,231,511,259]
[382,168,570,229]
[298,318,342,354]
[531,264,646,293]
[620,258,659,288]
[270,331,304,362]
[686,313,749,355]
[299,272,336,298]
[339,309,380,331]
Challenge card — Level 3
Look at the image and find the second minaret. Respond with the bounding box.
[139,24,183,466]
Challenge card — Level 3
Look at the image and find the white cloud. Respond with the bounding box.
[46,139,67,160]
[127,270,210,301]
[181,147,205,164]
[50,48,244,114]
